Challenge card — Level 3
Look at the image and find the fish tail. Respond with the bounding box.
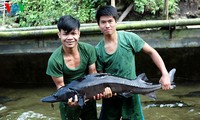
[169,68,176,89]
[169,68,176,82]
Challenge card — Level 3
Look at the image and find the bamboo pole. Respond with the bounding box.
[164,0,169,20]
[0,23,97,32]
[1,19,200,38]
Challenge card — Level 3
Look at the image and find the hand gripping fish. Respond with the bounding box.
[41,68,176,107]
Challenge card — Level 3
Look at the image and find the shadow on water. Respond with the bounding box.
[174,91,200,98]
[0,96,24,104]
[0,96,12,104]
[0,82,200,120]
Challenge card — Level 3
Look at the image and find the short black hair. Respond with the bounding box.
[95,5,119,25]
[57,15,80,33]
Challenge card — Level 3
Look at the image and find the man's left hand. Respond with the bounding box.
[159,74,171,90]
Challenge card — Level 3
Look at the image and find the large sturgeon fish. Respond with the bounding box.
[41,68,176,107]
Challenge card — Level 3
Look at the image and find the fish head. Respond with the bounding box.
[41,87,78,103]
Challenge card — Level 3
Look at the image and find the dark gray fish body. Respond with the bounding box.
[41,68,176,107]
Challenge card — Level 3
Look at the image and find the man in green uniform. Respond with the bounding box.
[46,15,98,120]
[95,5,172,120]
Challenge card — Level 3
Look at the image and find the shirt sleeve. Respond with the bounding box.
[46,56,63,77]
[129,32,145,53]
[87,45,97,66]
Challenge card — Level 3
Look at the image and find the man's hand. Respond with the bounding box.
[159,74,171,90]
[103,87,113,98]
[93,93,104,100]
[67,95,78,107]
[93,87,116,100]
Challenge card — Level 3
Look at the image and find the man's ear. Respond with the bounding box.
[78,31,80,36]
[57,32,61,38]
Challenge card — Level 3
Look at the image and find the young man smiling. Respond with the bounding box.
[46,15,98,120]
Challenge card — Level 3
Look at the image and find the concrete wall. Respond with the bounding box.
[0,47,199,87]
[0,21,200,86]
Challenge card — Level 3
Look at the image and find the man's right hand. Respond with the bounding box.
[67,95,78,107]
[93,87,115,100]
[103,87,113,98]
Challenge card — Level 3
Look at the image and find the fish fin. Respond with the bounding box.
[144,92,157,100]
[137,73,149,81]
[77,95,85,108]
[95,73,111,77]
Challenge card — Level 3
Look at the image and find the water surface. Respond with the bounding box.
[0,82,200,120]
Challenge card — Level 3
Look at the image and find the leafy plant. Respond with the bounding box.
[12,0,106,27]
[130,0,179,15]
[168,0,180,14]
[9,0,180,27]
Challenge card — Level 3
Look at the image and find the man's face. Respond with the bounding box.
[58,29,80,48]
[98,16,117,35]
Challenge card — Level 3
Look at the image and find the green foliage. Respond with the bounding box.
[168,0,180,14]
[131,0,179,15]
[9,0,180,27]
[12,0,106,27]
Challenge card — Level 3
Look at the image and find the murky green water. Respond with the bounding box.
[0,82,200,120]
[142,82,200,120]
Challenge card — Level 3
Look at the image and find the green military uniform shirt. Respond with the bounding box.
[96,31,145,120]
[46,42,98,120]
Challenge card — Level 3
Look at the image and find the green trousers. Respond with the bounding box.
[99,94,144,120]
[59,100,98,120]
